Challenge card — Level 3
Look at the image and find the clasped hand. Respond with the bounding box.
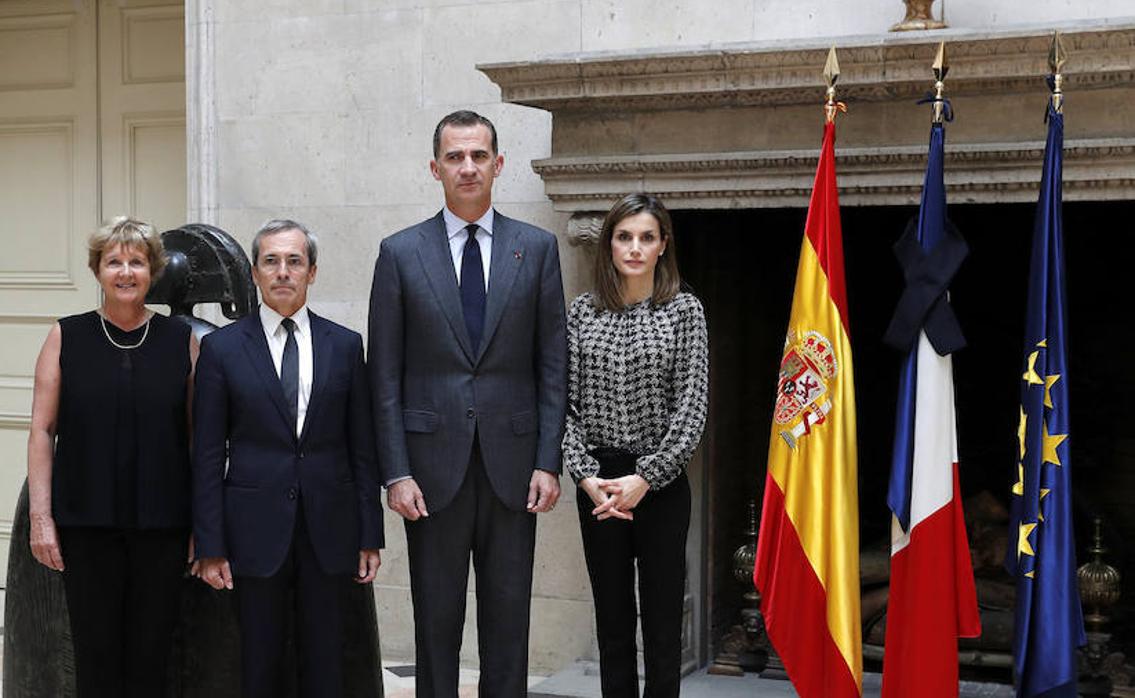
[581,474,649,521]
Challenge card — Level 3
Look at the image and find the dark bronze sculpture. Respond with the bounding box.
[4,224,384,697]
[146,223,257,339]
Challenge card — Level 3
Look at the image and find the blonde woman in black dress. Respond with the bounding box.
[26,217,198,697]
[563,193,708,697]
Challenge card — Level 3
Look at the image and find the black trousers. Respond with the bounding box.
[577,450,690,698]
[405,442,536,698]
[235,499,348,698]
[58,525,188,698]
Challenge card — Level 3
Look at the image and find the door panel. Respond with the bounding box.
[0,0,185,596]
[99,0,186,234]
[0,0,99,597]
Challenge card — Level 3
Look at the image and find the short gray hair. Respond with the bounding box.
[251,219,318,266]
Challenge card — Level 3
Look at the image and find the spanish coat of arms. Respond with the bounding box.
[774,329,839,449]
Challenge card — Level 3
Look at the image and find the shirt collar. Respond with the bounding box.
[443,206,494,241]
[259,303,311,337]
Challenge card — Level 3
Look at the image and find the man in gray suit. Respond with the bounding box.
[368,110,567,697]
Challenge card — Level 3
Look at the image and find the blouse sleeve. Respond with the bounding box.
[636,295,709,489]
[561,296,601,483]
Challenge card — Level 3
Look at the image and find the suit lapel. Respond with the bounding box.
[416,212,476,363]
[477,211,523,364]
[298,313,332,446]
[240,314,297,441]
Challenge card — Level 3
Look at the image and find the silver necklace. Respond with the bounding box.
[100,312,150,350]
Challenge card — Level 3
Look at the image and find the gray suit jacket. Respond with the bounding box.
[367,210,567,513]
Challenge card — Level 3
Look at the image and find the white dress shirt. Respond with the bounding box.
[259,304,313,438]
[443,206,493,292]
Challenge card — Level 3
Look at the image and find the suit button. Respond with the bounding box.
[287,487,297,500]
[466,408,475,418]
[299,452,305,459]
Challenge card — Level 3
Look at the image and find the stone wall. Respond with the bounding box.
[187,0,1135,674]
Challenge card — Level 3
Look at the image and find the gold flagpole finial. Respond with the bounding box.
[823,46,846,123]
[931,41,949,123]
[824,46,840,87]
[1049,32,1067,114]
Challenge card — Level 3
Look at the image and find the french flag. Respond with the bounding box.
[882,121,981,698]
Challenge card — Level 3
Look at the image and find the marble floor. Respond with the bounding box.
[381,659,1017,698]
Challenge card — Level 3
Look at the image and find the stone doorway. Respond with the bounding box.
[674,200,1135,674]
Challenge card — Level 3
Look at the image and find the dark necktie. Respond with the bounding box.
[460,224,486,352]
[280,317,299,428]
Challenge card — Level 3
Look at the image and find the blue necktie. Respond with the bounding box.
[460,224,486,352]
[280,317,299,428]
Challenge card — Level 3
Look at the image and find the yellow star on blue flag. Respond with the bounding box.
[1005,92,1085,698]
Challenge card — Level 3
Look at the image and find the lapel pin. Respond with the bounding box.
[514,250,523,260]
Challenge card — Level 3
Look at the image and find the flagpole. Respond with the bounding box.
[754,43,862,698]
[1049,32,1066,114]
[823,46,845,124]
[931,41,949,124]
[880,35,980,698]
[1006,26,1087,698]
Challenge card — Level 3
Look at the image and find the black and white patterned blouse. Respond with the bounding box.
[562,291,709,490]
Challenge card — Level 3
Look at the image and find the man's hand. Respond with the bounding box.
[29,512,64,571]
[580,477,633,521]
[387,478,429,521]
[355,549,381,584]
[526,469,561,513]
[187,535,200,577]
[196,557,233,590]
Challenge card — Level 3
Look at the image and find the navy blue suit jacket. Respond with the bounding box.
[192,311,383,577]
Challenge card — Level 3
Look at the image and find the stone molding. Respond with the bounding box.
[480,21,1135,113]
[566,212,605,246]
[483,22,1135,213]
[536,138,1135,211]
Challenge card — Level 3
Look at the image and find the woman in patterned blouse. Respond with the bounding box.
[563,193,709,697]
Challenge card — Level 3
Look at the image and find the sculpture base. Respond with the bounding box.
[708,623,770,676]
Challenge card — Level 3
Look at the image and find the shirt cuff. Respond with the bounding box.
[384,475,412,488]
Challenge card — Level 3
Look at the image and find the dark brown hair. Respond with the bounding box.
[432,110,498,158]
[592,193,681,312]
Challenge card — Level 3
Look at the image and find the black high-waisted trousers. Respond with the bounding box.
[577,448,690,698]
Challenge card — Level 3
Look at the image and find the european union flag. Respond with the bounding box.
[1005,100,1087,698]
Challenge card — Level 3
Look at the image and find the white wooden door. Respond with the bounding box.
[0,0,185,603]
[98,0,186,233]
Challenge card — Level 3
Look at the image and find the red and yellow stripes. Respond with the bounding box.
[755,122,862,698]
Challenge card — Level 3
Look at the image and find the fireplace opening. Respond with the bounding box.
[672,200,1135,674]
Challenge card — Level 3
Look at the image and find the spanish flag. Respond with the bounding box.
[755,119,861,698]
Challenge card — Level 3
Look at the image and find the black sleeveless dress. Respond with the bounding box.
[52,311,192,529]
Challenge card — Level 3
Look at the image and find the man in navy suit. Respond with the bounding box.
[368,110,567,697]
[193,219,383,698]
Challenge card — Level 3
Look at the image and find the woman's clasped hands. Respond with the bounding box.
[580,474,650,521]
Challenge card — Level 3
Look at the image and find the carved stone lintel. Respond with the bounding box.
[483,23,1135,212]
[566,212,605,246]
[534,138,1135,210]
[479,23,1135,113]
